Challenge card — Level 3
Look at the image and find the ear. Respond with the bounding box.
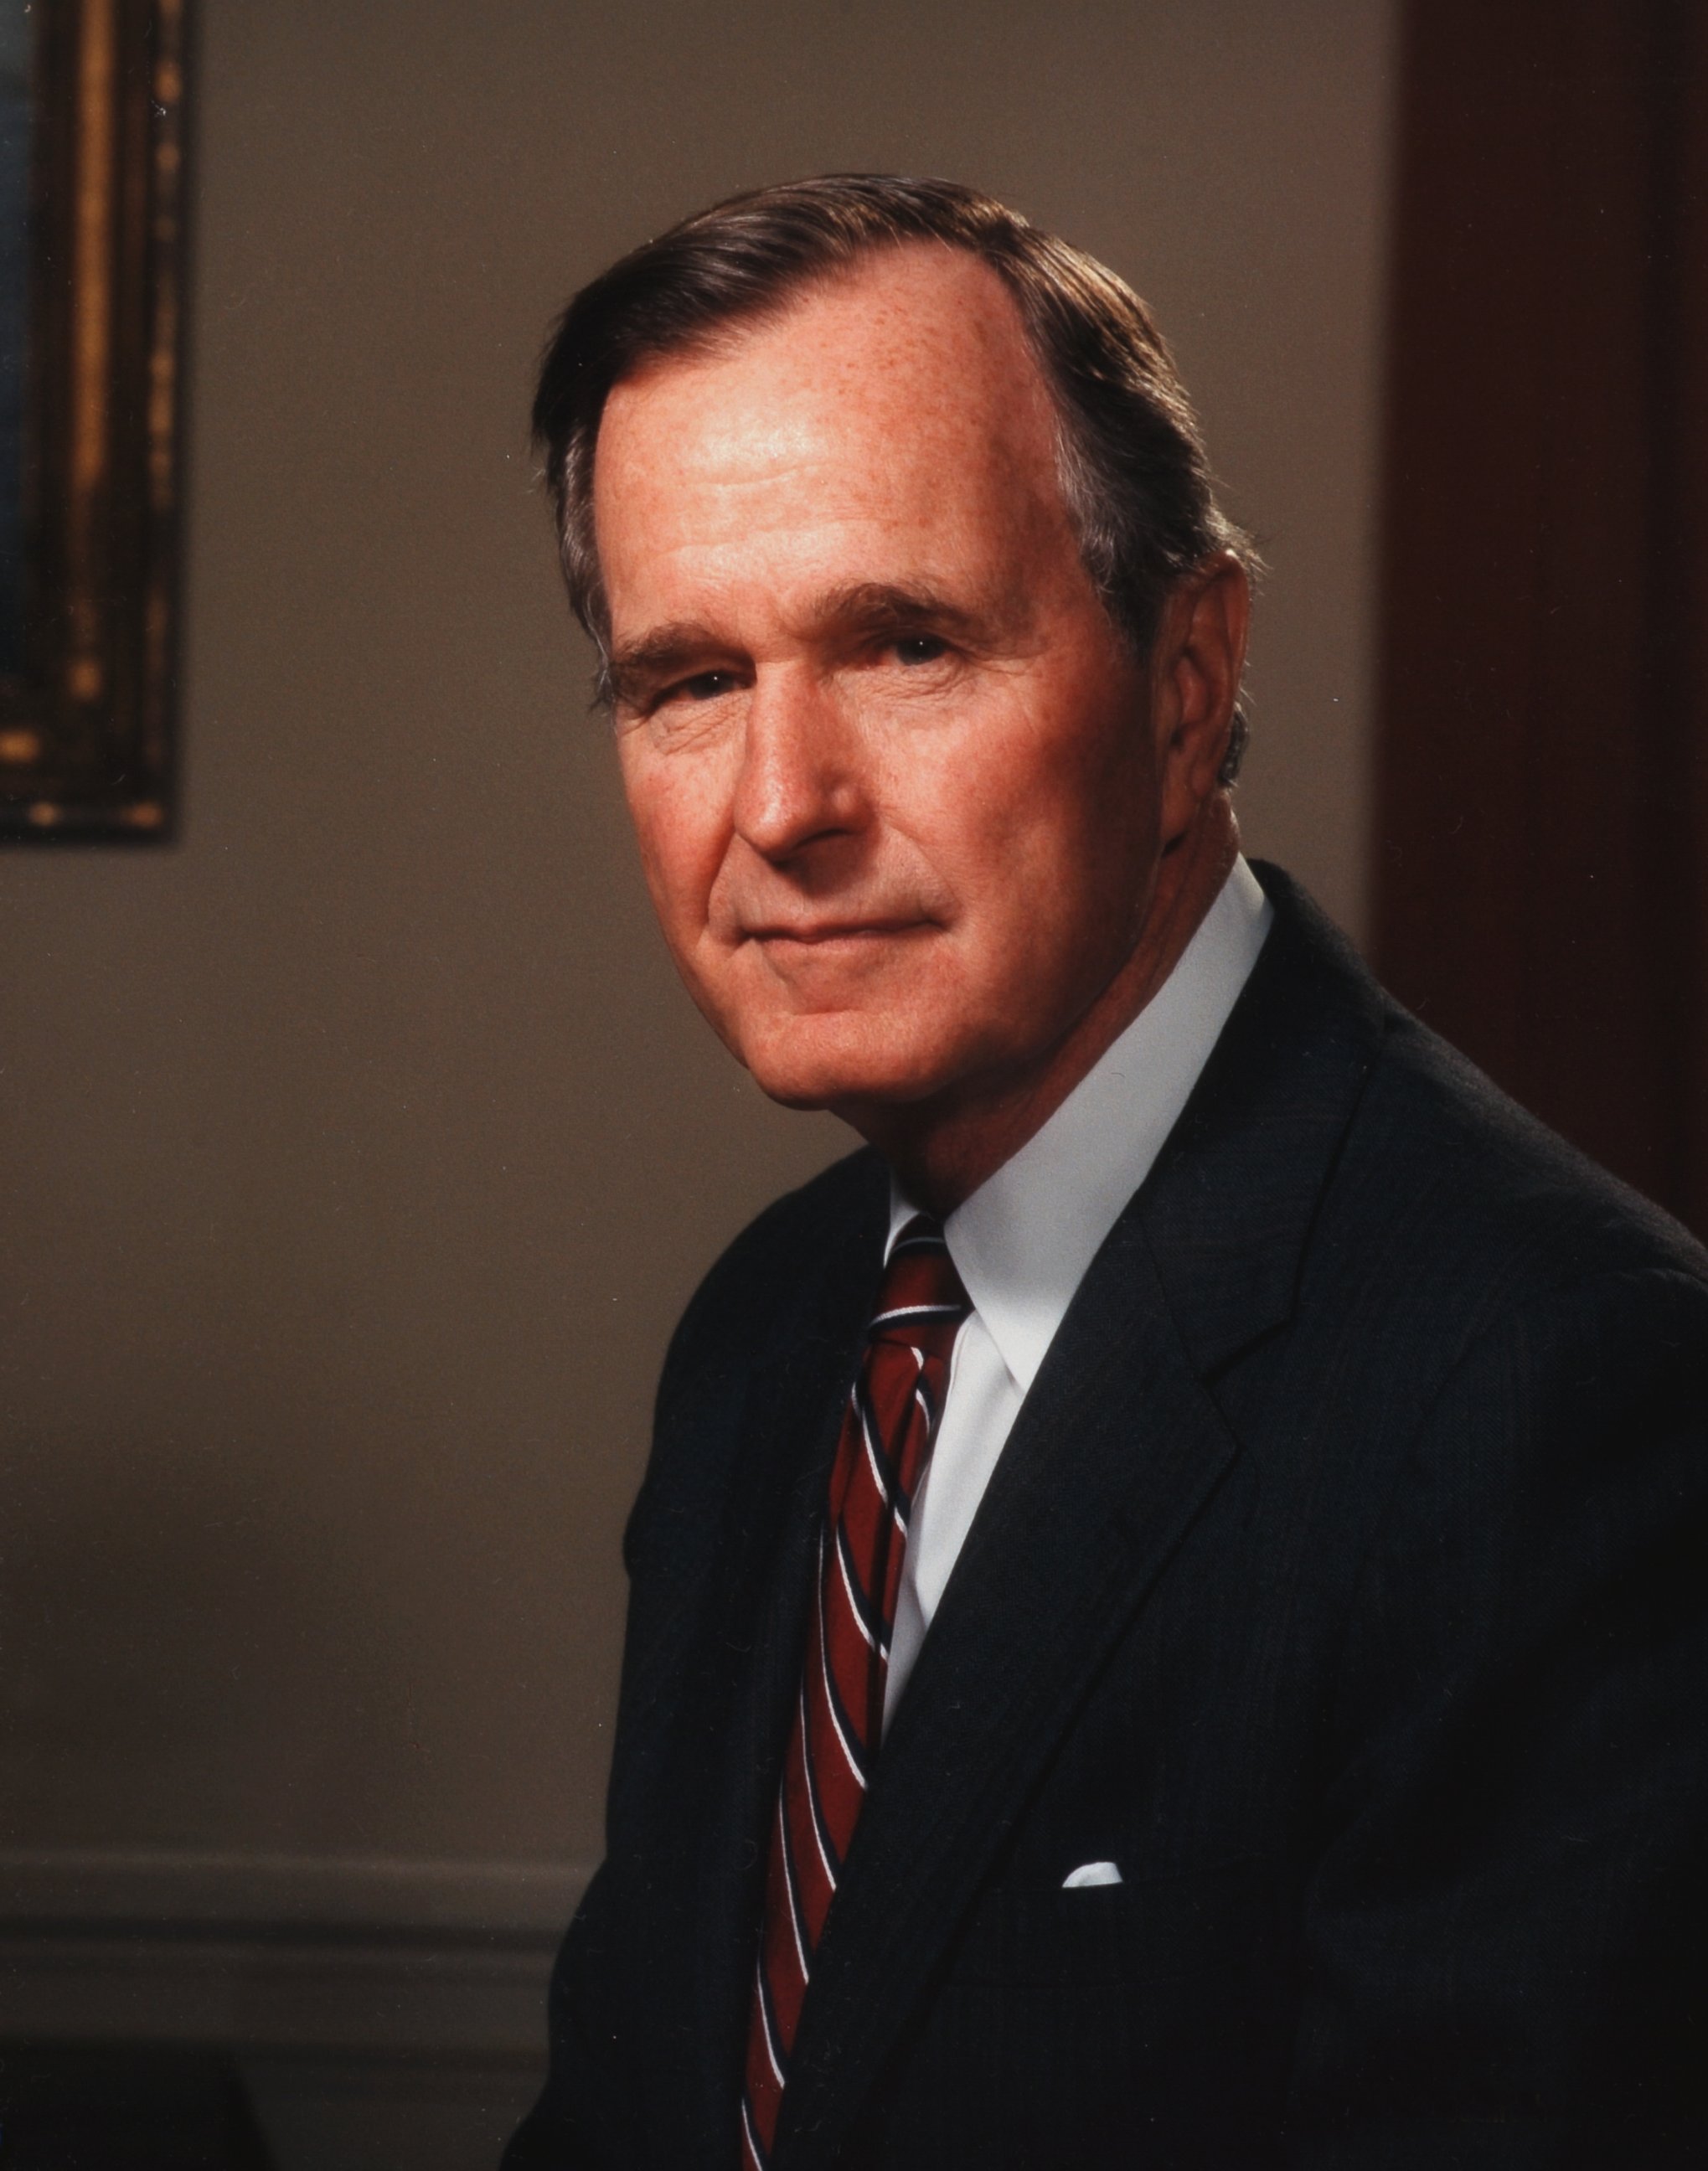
[1150,554,1251,845]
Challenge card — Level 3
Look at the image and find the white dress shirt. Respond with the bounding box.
[882,855,1272,1726]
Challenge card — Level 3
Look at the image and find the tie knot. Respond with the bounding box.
[869,1214,969,1352]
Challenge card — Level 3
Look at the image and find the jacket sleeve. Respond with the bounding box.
[1284,1265,1708,2170]
[501,1861,621,2168]
[502,1338,717,2166]
[503,1181,829,2168]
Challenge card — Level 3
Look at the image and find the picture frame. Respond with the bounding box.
[0,0,188,841]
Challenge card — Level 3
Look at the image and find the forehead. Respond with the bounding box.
[591,246,1076,623]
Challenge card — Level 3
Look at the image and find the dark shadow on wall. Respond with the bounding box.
[1374,0,1708,1235]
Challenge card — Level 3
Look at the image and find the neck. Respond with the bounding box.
[847,803,1240,1218]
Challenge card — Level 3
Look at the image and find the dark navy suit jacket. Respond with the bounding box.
[508,867,1708,2168]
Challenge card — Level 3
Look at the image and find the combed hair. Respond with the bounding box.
[532,173,1256,780]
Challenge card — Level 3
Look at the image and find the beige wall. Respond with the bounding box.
[0,1,1395,1882]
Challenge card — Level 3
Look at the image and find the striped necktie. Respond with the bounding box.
[740,1214,970,2168]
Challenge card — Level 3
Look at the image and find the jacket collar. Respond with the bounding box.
[893,853,1275,1395]
[1138,862,1386,1375]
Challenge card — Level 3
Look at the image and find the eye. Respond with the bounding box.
[893,634,949,666]
[667,670,740,704]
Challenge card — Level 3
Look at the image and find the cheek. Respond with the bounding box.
[1038,714,1157,890]
[943,745,1148,905]
[931,747,1155,988]
[622,761,725,931]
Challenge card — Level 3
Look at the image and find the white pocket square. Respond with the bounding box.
[1061,1859,1122,1889]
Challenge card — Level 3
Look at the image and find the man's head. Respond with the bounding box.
[534,178,1254,1201]
[535,177,1251,744]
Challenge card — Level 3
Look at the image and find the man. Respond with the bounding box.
[507,176,1708,2168]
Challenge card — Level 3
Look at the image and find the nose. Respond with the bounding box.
[730,668,866,864]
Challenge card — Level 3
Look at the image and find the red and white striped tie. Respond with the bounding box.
[740,1214,969,2168]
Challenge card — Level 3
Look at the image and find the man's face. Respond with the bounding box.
[593,246,1169,1124]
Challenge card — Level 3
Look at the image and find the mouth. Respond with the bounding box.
[744,917,930,947]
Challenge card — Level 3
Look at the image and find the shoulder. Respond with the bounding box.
[1241,864,1708,1374]
[653,1142,887,1422]
[617,1144,884,1589]
[1153,867,1708,1525]
[1350,1018,1708,1557]
[1330,1042,1708,1738]
[1334,996,1707,1354]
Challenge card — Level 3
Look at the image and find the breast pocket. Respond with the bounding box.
[880,1855,1287,2160]
[945,1852,1277,1989]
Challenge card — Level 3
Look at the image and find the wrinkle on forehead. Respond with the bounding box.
[594,246,1074,578]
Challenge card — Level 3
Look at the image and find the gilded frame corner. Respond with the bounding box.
[0,0,188,842]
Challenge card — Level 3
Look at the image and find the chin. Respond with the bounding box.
[737,1014,952,1116]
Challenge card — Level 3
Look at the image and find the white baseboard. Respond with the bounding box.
[0,1847,593,2058]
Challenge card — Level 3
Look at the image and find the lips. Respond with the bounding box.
[752,922,914,944]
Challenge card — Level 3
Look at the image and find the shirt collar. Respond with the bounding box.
[887,855,1272,1394]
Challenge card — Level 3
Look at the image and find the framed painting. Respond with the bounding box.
[0,0,187,841]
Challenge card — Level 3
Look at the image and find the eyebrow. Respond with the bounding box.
[605,581,998,709]
[806,580,991,644]
[604,622,724,709]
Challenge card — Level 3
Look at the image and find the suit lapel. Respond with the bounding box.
[772,868,1386,2165]
[773,1209,1237,2163]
